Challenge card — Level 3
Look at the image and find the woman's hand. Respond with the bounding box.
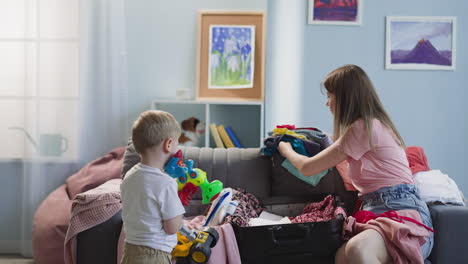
[278,141,293,158]
[278,140,348,177]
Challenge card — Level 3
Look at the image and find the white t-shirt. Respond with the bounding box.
[120,163,185,252]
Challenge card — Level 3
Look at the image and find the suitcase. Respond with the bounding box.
[232,195,345,264]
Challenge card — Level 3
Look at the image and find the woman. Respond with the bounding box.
[278,65,433,263]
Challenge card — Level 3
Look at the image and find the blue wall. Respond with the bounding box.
[0,161,79,253]
[296,0,468,193]
[0,161,22,251]
[125,0,267,130]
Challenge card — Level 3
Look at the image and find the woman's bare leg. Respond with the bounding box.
[335,229,391,264]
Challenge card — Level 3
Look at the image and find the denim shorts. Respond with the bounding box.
[360,184,434,260]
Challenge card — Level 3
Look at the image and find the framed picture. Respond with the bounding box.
[308,0,362,25]
[196,11,265,101]
[208,25,255,89]
[386,16,457,70]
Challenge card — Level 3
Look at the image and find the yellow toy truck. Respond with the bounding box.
[172,225,219,264]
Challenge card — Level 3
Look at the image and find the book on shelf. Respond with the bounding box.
[224,125,243,148]
[216,125,235,148]
[209,123,225,148]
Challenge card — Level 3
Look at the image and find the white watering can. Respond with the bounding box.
[9,127,68,157]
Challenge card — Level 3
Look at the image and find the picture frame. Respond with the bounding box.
[308,0,363,26]
[385,16,457,71]
[208,24,256,89]
[196,11,265,101]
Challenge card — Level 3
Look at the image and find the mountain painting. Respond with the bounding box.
[386,17,456,70]
[309,0,361,25]
[208,25,255,89]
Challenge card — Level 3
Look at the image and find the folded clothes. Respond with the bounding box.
[293,129,333,150]
[257,211,284,221]
[281,159,329,187]
[248,211,292,226]
[414,169,465,206]
[262,134,321,157]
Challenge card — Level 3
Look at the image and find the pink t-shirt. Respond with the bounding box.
[337,119,414,194]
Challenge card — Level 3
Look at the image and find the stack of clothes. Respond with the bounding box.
[406,146,465,206]
[261,125,334,187]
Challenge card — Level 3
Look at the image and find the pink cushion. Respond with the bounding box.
[405,146,430,175]
[32,184,71,264]
[65,147,125,199]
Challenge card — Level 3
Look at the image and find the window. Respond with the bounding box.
[0,0,79,159]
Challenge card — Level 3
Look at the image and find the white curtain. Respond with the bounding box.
[79,0,128,162]
[2,0,129,256]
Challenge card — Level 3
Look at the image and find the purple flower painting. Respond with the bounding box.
[386,17,456,70]
[308,0,362,25]
[208,25,255,89]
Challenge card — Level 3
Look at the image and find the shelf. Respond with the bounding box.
[152,99,264,148]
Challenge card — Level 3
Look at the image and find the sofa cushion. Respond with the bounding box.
[121,138,140,179]
[428,204,468,264]
[119,144,273,216]
[121,145,272,199]
[182,147,272,199]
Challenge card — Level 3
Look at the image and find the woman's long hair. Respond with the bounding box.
[322,64,405,148]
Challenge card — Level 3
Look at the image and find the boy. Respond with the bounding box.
[120,110,185,264]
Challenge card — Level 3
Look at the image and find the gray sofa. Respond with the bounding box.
[77,146,468,264]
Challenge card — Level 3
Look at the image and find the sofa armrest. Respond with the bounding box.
[77,210,123,264]
[428,204,468,264]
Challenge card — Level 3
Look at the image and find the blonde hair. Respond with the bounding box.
[132,110,181,154]
[322,64,405,148]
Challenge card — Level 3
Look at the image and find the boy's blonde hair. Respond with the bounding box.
[132,110,181,154]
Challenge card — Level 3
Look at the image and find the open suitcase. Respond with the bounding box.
[232,195,345,264]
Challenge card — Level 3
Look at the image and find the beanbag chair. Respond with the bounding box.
[32,147,125,264]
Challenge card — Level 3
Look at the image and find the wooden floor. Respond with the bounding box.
[0,255,34,264]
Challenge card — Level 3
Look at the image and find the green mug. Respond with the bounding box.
[39,134,68,157]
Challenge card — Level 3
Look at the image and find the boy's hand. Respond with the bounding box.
[278,141,293,157]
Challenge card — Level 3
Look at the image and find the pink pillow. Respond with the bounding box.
[405,146,430,175]
[66,147,125,199]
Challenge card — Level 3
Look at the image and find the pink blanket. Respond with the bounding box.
[64,179,122,264]
[343,209,430,264]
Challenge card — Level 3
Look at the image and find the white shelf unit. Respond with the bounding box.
[152,99,264,148]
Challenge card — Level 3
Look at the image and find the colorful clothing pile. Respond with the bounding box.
[290,194,346,223]
[262,125,334,186]
[224,188,264,227]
